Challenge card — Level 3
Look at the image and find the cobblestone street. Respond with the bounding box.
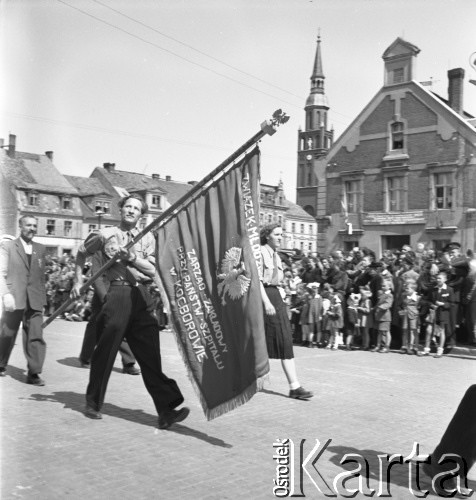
[1,319,475,499]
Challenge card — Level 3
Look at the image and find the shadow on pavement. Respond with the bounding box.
[1,364,26,383]
[260,388,289,399]
[326,444,475,497]
[25,391,233,448]
[167,424,233,448]
[57,357,86,368]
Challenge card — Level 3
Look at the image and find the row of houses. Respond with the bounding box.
[297,36,476,255]
[0,137,317,256]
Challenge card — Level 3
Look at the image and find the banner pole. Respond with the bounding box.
[42,110,289,328]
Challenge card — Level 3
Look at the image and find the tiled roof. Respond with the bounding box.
[92,167,194,206]
[65,175,111,196]
[284,200,316,221]
[0,151,78,195]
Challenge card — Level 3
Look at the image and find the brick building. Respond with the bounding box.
[306,38,476,255]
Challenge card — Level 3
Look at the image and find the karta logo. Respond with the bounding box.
[272,438,472,498]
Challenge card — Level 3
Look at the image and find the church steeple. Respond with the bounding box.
[296,32,334,218]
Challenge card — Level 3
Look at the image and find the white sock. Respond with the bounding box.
[289,382,300,390]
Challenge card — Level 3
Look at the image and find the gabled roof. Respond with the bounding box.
[382,37,420,59]
[0,150,78,195]
[91,167,193,206]
[284,200,316,221]
[65,175,112,197]
[319,79,476,167]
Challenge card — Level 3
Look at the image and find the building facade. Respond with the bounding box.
[0,135,83,255]
[302,38,476,255]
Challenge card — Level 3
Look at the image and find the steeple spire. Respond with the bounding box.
[312,32,325,82]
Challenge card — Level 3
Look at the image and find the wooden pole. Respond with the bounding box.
[42,110,289,328]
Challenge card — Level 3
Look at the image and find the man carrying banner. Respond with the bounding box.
[260,223,313,400]
[71,194,189,429]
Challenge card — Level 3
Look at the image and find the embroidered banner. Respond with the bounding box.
[156,148,269,420]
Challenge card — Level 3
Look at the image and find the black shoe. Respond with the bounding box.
[158,407,190,429]
[289,387,313,400]
[0,367,6,377]
[79,358,90,368]
[26,374,45,386]
[422,462,472,498]
[122,364,141,375]
[84,405,102,419]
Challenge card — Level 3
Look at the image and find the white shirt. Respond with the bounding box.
[20,237,33,255]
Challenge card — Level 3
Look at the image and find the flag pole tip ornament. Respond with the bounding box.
[261,109,290,136]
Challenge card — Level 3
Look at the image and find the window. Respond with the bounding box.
[434,173,453,209]
[88,224,97,233]
[95,200,110,214]
[260,193,265,201]
[344,180,361,213]
[64,221,72,236]
[309,225,313,234]
[300,224,304,234]
[278,216,282,225]
[391,122,404,150]
[268,214,272,223]
[28,192,38,206]
[61,196,71,209]
[386,177,405,211]
[291,223,296,233]
[308,242,313,252]
[300,241,304,251]
[46,219,56,235]
[151,195,161,207]
[393,68,404,84]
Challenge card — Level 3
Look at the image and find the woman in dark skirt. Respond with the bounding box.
[260,223,313,400]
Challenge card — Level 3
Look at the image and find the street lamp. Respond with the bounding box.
[95,209,105,230]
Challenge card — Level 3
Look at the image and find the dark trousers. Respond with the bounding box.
[79,294,136,366]
[86,284,184,413]
[432,384,476,474]
[0,305,46,375]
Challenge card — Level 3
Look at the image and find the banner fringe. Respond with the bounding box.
[169,324,269,421]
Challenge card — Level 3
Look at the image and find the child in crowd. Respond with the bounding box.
[372,281,394,353]
[398,279,420,354]
[299,283,323,347]
[429,271,454,358]
[326,286,343,350]
[345,292,361,350]
[357,285,372,350]
[320,285,331,347]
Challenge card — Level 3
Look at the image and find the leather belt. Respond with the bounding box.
[110,280,135,287]
[264,284,278,288]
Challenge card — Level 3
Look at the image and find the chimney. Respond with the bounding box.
[0,138,4,149]
[165,175,171,181]
[152,174,161,180]
[103,162,116,172]
[7,134,16,158]
[448,68,464,115]
[45,151,54,161]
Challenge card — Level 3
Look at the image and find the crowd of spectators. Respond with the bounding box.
[46,241,476,357]
[280,242,476,357]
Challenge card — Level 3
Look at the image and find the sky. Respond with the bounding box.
[1,0,476,203]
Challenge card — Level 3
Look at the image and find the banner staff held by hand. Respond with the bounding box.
[43,109,290,328]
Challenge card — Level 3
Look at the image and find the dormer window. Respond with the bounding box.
[391,122,404,150]
[95,200,110,214]
[60,196,71,210]
[28,191,38,206]
[151,195,161,208]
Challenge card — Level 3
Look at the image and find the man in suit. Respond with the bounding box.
[0,216,47,385]
[71,194,189,428]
